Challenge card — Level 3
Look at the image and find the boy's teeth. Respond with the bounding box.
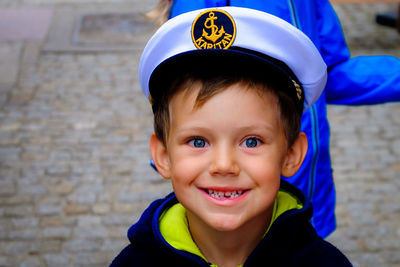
[207,189,244,199]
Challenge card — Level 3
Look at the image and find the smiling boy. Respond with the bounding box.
[110,7,352,267]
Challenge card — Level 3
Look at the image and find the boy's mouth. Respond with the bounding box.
[204,189,246,200]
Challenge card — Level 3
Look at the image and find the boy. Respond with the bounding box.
[111,7,352,266]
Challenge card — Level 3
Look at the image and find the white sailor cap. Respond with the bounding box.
[139,6,327,113]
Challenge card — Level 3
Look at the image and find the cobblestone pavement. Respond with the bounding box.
[0,1,399,266]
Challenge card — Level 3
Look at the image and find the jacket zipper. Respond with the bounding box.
[309,105,319,212]
[287,0,318,214]
[287,0,301,29]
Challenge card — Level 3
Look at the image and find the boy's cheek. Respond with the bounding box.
[240,154,283,172]
[169,155,208,179]
[170,158,203,174]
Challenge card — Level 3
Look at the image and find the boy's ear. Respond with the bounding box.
[281,132,308,177]
[150,133,171,179]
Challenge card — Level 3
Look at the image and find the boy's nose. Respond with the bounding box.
[209,144,239,177]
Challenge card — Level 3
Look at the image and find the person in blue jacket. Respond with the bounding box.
[111,7,352,266]
[146,0,400,238]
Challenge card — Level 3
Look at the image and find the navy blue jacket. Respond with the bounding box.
[168,0,400,238]
[110,181,352,267]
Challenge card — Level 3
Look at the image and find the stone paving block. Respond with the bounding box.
[19,184,47,197]
[8,229,37,241]
[74,251,111,266]
[63,239,103,252]
[381,251,400,265]
[18,256,42,267]
[42,227,72,239]
[39,215,67,227]
[67,191,97,205]
[37,203,63,216]
[2,241,31,256]
[0,195,32,206]
[0,179,16,196]
[107,226,128,239]
[77,215,102,226]
[101,239,127,251]
[326,235,361,252]
[0,256,8,266]
[43,254,71,267]
[102,214,133,226]
[11,218,39,228]
[64,203,90,215]
[72,226,108,239]
[3,206,34,217]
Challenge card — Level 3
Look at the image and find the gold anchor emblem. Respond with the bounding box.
[202,11,225,43]
[192,9,236,50]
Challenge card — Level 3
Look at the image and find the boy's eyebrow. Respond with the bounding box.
[236,124,276,132]
[234,124,281,139]
[174,123,278,135]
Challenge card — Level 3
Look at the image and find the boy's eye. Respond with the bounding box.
[189,138,208,148]
[242,137,261,148]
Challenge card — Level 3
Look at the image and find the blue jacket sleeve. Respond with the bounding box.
[315,0,400,105]
[326,55,400,105]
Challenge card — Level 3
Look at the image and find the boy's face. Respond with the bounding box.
[151,83,303,233]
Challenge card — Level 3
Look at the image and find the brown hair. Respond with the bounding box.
[152,73,301,148]
[145,0,173,26]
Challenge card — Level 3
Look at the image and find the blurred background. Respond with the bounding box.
[0,0,399,266]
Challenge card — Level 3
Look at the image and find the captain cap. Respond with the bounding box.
[139,6,327,113]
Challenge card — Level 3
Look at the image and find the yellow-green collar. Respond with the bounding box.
[159,190,303,267]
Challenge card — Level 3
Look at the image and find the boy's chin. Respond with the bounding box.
[213,224,248,233]
[203,214,267,234]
